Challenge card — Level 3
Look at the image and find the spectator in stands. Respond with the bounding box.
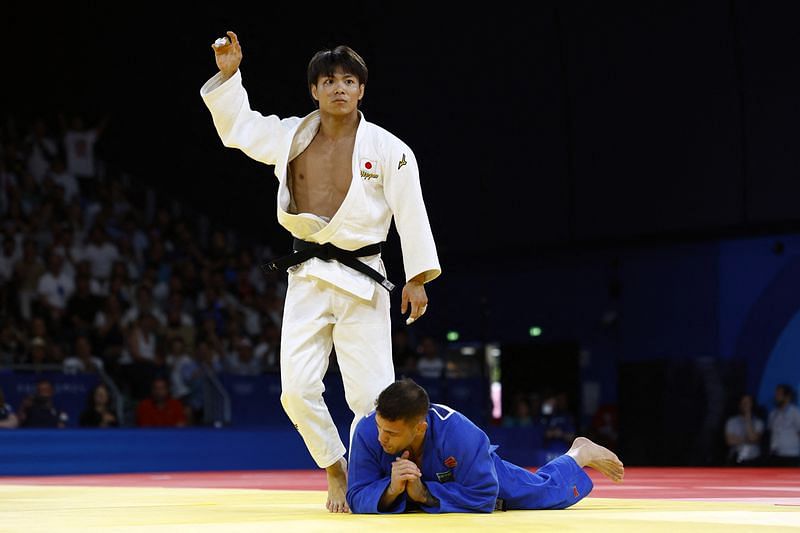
[0,319,25,366]
[79,383,118,428]
[13,238,45,320]
[163,293,196,350]
[415,335,444,379]
[18,379,68,428]
[0,235,20,286]
[64,272,102,337]
[767,384,800,466]
[22,336,50,367]
[224,335,262,376]
[197,315,226,363]
[122,283,166,328]
[0,386,19,429]
[36,250,75,324]
[121,311,164,400]
[47,156,80,205]
[588,403,619,451]
[254,321,280,373]
[724,393,765,466]
[81,225,119,282]
[503,395,535,428]
[59,112,109,196]
[63,334,104,374]
[94,293,126,371]
[196,339,224,374]
[136,377,187,428]
[543,392,576,457]
[24,117,59,185]
[170,338,205,425]
[391,328,417,375]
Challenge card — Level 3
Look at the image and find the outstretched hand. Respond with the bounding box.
[212,30,242,79]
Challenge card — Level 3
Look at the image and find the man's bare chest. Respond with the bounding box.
[289,136,355,192]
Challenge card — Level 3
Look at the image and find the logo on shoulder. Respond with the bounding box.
[398,154,407,170]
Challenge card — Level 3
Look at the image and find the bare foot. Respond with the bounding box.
[567,436,624,483]
[325,457,350,513]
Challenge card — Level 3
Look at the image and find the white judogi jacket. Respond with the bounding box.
[200,70,440,301]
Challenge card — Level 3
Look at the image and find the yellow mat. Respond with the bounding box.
[0,485,798,532]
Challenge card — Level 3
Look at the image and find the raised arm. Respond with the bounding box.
[200,30,300,168]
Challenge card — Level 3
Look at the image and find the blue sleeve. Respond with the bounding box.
[420,418,499,513]
[346,415,407,514]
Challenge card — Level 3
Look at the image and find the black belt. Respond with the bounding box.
[261,238,396,292]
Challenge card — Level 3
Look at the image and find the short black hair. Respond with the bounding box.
[375,378,430,423]
[307,45,368,92]
[777,384,796,402]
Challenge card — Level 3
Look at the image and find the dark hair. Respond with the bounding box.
[307,46,368,94]
[777,384,796,402]
[375,378,430,423]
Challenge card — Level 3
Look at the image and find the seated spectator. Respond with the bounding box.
[589,403,619,451]
[121,283,166,328]
[725,394,764,466]
[767,384,800,466]
[0,320,25,367]
[63,335,105,374]
[18,379,68,428]
[392,328,417,375]
[120,312,164,399]
[64,272,103,335]
[415,335,444,379]
[0,386,19,429]
[80,224,119,282]
[170,339,205,425]
[543,392,576,457]
[13,238,46,320]
[22,336,50,367]
[254,321,280,373]
[35,250,75,325]
[163,295,196,350]
[503,395,535,428]
[79,383,118,428]
[93,293,126,371]
[224,336,262,376]
[136,377,187,428]
[196,339,224,374]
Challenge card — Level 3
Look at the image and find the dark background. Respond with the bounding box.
[3,1,800,465]
[4,1,800,258]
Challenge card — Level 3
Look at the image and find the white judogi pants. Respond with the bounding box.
[280,272,395,469]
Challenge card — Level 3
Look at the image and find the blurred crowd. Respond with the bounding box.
[0,112,452,429]
[0,112,293,426]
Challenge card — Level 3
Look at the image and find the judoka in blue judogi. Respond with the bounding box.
[347,379,624,514]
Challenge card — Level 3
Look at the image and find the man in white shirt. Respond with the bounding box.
[82,225,120,281]
[767,384,800,466]
[725,394,764,465]
[36,252,75,319]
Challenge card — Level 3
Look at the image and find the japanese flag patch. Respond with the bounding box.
[360,158,380,181]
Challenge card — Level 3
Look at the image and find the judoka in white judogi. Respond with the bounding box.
[201,68,441,469]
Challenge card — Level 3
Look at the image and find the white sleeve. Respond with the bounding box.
[383,143,441,284]
[200,70,300,168]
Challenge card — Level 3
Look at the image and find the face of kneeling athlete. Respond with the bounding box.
[374,413,427,457]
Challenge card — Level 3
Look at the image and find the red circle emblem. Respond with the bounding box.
[365,162,372,170]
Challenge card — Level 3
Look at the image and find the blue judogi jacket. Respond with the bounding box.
[347,404,497,513]
[347,404,593,514]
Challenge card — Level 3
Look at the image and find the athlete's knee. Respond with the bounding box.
[280,382,322,415]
